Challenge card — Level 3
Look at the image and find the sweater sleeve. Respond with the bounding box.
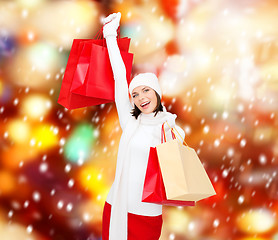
[105,36,133,130]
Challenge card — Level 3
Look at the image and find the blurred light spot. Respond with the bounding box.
[8,210,13,218]
[33,191,41,202]
[66,203,73,212]
[222,169,229,178]
[237,208,275,234]
[259,154,267,165]
[65,164,71,173]
[238,195,245,204]
[0,171,16,195]
[213,219,220,228]
[7,119,30,144]
[68,179,74,188]
[24,201,29,208]
[188,221,195,231]
[21,95,52,120]
[227,148,234,157]
[26,225,33,234]
[64,124,96,163]
[31,124,58,150]
[222,111,229,119]
[83,212,92,222]
[13,98,19,105]
[39,162,48,173]
[57,200,64,209]
[240,139,247,147]
[169,233,175,239]
[203,125,209,134]
[214,139,220,147]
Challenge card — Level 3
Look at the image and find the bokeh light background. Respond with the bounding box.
[0,0,278,239]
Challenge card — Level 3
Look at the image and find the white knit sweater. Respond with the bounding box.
[105,36,185,240]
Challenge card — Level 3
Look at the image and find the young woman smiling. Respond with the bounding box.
[131,85,163,118]
[101,12,185,240]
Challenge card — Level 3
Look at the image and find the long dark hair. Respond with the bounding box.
[131,91,163,119]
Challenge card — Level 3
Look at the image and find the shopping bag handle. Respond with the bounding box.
[94,26,121,40]
[161,122,175,143]
[162,121,189,147]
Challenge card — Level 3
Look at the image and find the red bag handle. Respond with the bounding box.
[93,27,121,47]
[161,122,176,144]
[94,26,121,40]
[161,121,189,147]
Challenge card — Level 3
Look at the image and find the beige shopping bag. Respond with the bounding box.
[156,123,216,202]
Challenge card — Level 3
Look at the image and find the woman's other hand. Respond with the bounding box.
[103,12,121,38]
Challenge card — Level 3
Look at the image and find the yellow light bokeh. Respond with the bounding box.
[21,94,52,120]
[164,208,191,234]
[0,222,39,240]
[16,0,46,9]
[78,166,109,206]
[31,124,59,150]
[9,43,63,90]
[237,208,275,234]
[30,1,100,49]
[7,119,30,144]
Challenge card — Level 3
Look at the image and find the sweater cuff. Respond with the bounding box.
[103,27,117,38]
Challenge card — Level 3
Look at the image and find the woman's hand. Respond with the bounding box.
[103,12,121,38]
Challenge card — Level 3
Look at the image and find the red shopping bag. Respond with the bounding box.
[142,126,195,207]
[57,30,133,109]
[70,39,133,100]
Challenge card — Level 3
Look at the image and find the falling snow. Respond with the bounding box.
[39,162,48,172]
[238,195,245,204]
[0,1,277,240]
[26,225,33,234]
[259,154,267,165]
[68,179,75,188]
[213,219,220,228]
[57,201,64,209]
[222,169,229,178]
[240,139,246,147]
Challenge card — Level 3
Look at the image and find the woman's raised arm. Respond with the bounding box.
[103,13,133,130]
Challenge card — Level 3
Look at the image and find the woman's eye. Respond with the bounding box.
[132,94,138,98]
[144,89,149,92]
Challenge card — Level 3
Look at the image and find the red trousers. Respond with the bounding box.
[102,202,163,240]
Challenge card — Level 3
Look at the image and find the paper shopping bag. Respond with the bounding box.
[71,39,133,100]
[142,147,195,206]
[57,33,133,109]
[156,125,216,202]
[57,39,107,109]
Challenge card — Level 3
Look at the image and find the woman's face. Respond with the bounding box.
[132,85,158,114]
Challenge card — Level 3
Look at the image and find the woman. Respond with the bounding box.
[102,12,185,240]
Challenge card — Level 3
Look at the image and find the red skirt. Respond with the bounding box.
[102,202,163,240]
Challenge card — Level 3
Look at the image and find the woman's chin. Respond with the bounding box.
[141,108,155,114]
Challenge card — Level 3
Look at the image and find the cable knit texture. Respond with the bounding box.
[104,13,185,240]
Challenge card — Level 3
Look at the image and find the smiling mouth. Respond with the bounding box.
[140,101,150,108]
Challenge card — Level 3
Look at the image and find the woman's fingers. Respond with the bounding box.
[116,12,121,21]
[103,13,117,25]
[103,12,121,25]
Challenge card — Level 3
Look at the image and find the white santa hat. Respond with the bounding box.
[128,73,162,98]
